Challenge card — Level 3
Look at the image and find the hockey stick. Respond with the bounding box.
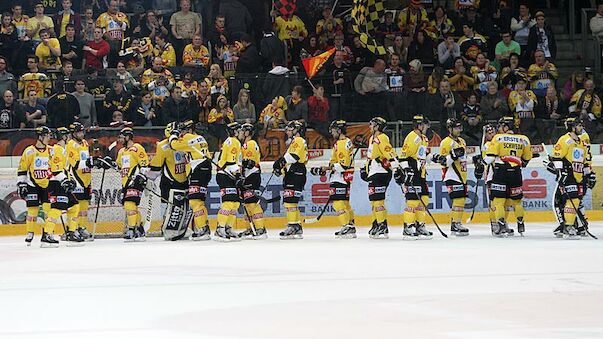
[408,183,448,238]
[91,167,106,241]
[542,143,597,239]
[143,180,156,233]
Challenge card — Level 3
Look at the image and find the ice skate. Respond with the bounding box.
[415,222,433,239]
[450,222,469,236]
[492,219,506,238]
[191,225,211,241]
[403,223,418,240]
[25,232,34,246]
[369,221,388,239]
[279,223,303,239]
[516,217,525,236]
[65,231,84,246]
[124,228,136,242]
[213,226,233,242]
[563,224,580,240]
[368,220,378,237]
[239,227,267,240]
[40,232,59,248]
[225,226,241,242]
[335,224,357,239]
[134,226,146,242]
[553,223,564,238]
[78,227,93,241]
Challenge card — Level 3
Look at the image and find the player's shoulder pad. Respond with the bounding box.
[24,146,35,156]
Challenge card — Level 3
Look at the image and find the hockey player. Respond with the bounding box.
[432,118,469,236]
[215,121,244,242]
[48,127,83,244]
[548,118,594,239]
[66,122,93,241]
[484,116,533,237]
[149,122,191,240]
[396,115,433,239]
[238,123,268,240]
[327,120,356,238]
[18,126,54,246]
[273,120,308,239]
[115,127,150,241]
[479,123,502,233]
[361,117,397,239]
[168,120,212,240]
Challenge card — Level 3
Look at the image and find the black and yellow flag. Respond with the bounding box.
[351,0,387,55]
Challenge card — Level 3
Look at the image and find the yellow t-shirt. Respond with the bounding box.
[26,16,54,40]
[35,38,62,69]
[59,13,70,37]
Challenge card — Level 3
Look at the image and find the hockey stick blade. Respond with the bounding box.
[303,217,319,224]
[265,195,281,203]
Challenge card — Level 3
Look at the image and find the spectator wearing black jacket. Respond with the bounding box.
[46,92,80,128]
[407,30,435,66]
[235,35,262,74]
[259,28,285,72]
[102,80,133,126]
[59,24,83,69]
[324,51,353,120]
[0,90,25,129]
[527,11,557,61]
[262,63,291,108]
[129,90,159,126]
[161,86,191,124]
[219,0,252,37]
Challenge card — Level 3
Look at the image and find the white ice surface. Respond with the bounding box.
[1,223,602,339]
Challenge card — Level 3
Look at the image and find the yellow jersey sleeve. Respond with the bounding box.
[149,140,167,171]
[399,131,419,160]
[218,137,241,168]
[50,144,67,175]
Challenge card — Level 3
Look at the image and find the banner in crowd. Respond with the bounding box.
[0,166,597,228]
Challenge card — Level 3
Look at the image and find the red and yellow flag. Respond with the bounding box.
[302,48,335,79]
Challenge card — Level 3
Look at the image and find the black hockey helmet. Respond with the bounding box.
[241,123,255,134]
[369,117,387,132]
[69,122,84,133]
[412,114,429,128]
[446,117,462,130]
[35,126,52,136]
[498,116,515,130]
[286,120,305,136]
[565,117,582,132]
[55,127,70,139]
[226,121,241,136]
[179,119,194,131]
[119,127,134,138]
[329,120,347,134]
[483,123,496,134]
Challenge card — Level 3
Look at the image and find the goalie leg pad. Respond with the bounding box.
[162,189,191,240]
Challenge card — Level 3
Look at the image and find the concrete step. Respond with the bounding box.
[556,49,583,60]
[552,24,567,34]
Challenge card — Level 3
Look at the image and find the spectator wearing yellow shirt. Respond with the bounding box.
[397,0,429,37]
[153,34,177,67]
[35,29,62,70]
[11,4,29,41]
[182,34,210,69]
[96,0,130,67]
[176,72,199,99]
[27,2,54,42]
[527,49,558,98]
[274,14,307,66]
[259,96,287,130]
[204,64,228,97]
[207,95,235,142]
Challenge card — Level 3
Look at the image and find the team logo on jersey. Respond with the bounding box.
[175,152,182,162]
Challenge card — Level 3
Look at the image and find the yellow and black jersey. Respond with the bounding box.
[242,139,261,176]
[49,143,68,181]
[366,133,396,176]
[169,133,209,172]
[399,130,429,178]
[580,132,592,169]
[18,72,51,99]
[284,136,308,166]
[508,90,537,120]
[218,136,242,173]
[486,133,532,167]
[67,139,92,188]
[18,145,51,188]
[150,138,188,183]
[117,143,149,187]
[439,136,467,184]
[552,133,589,183]
[330,137,354,184]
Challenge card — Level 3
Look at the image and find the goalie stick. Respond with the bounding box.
[542,143,597,240]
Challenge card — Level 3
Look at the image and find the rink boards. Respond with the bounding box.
[1,159,603,235]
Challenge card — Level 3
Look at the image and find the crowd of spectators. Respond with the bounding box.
[0,0,601,146]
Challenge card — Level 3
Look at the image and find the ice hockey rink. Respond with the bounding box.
[1,223,602,339]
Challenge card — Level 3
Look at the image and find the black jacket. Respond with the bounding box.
[161,96,192,125]
[0,101,25,129]
[46,92,81,128]
[219,0,252,36]
[527,25,557,60]
[236,44,262,74]
[260,32,285,72]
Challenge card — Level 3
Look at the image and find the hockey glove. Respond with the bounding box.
[273,157,286,173]
[586,172,597,189]
[61,178,76,193]
[558,168,569,185]
[99,156,115,170]
[451,147,465,160]
[132,173,148,190]
[432,154,447,166]
[85,156,94,168]
[474,162,484,180]
[17,182,28,199]
[394,168,405,185]
[545,158,557,175]
[360,166,368,182]
[242,159,256,170]
[472,154,483,166]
